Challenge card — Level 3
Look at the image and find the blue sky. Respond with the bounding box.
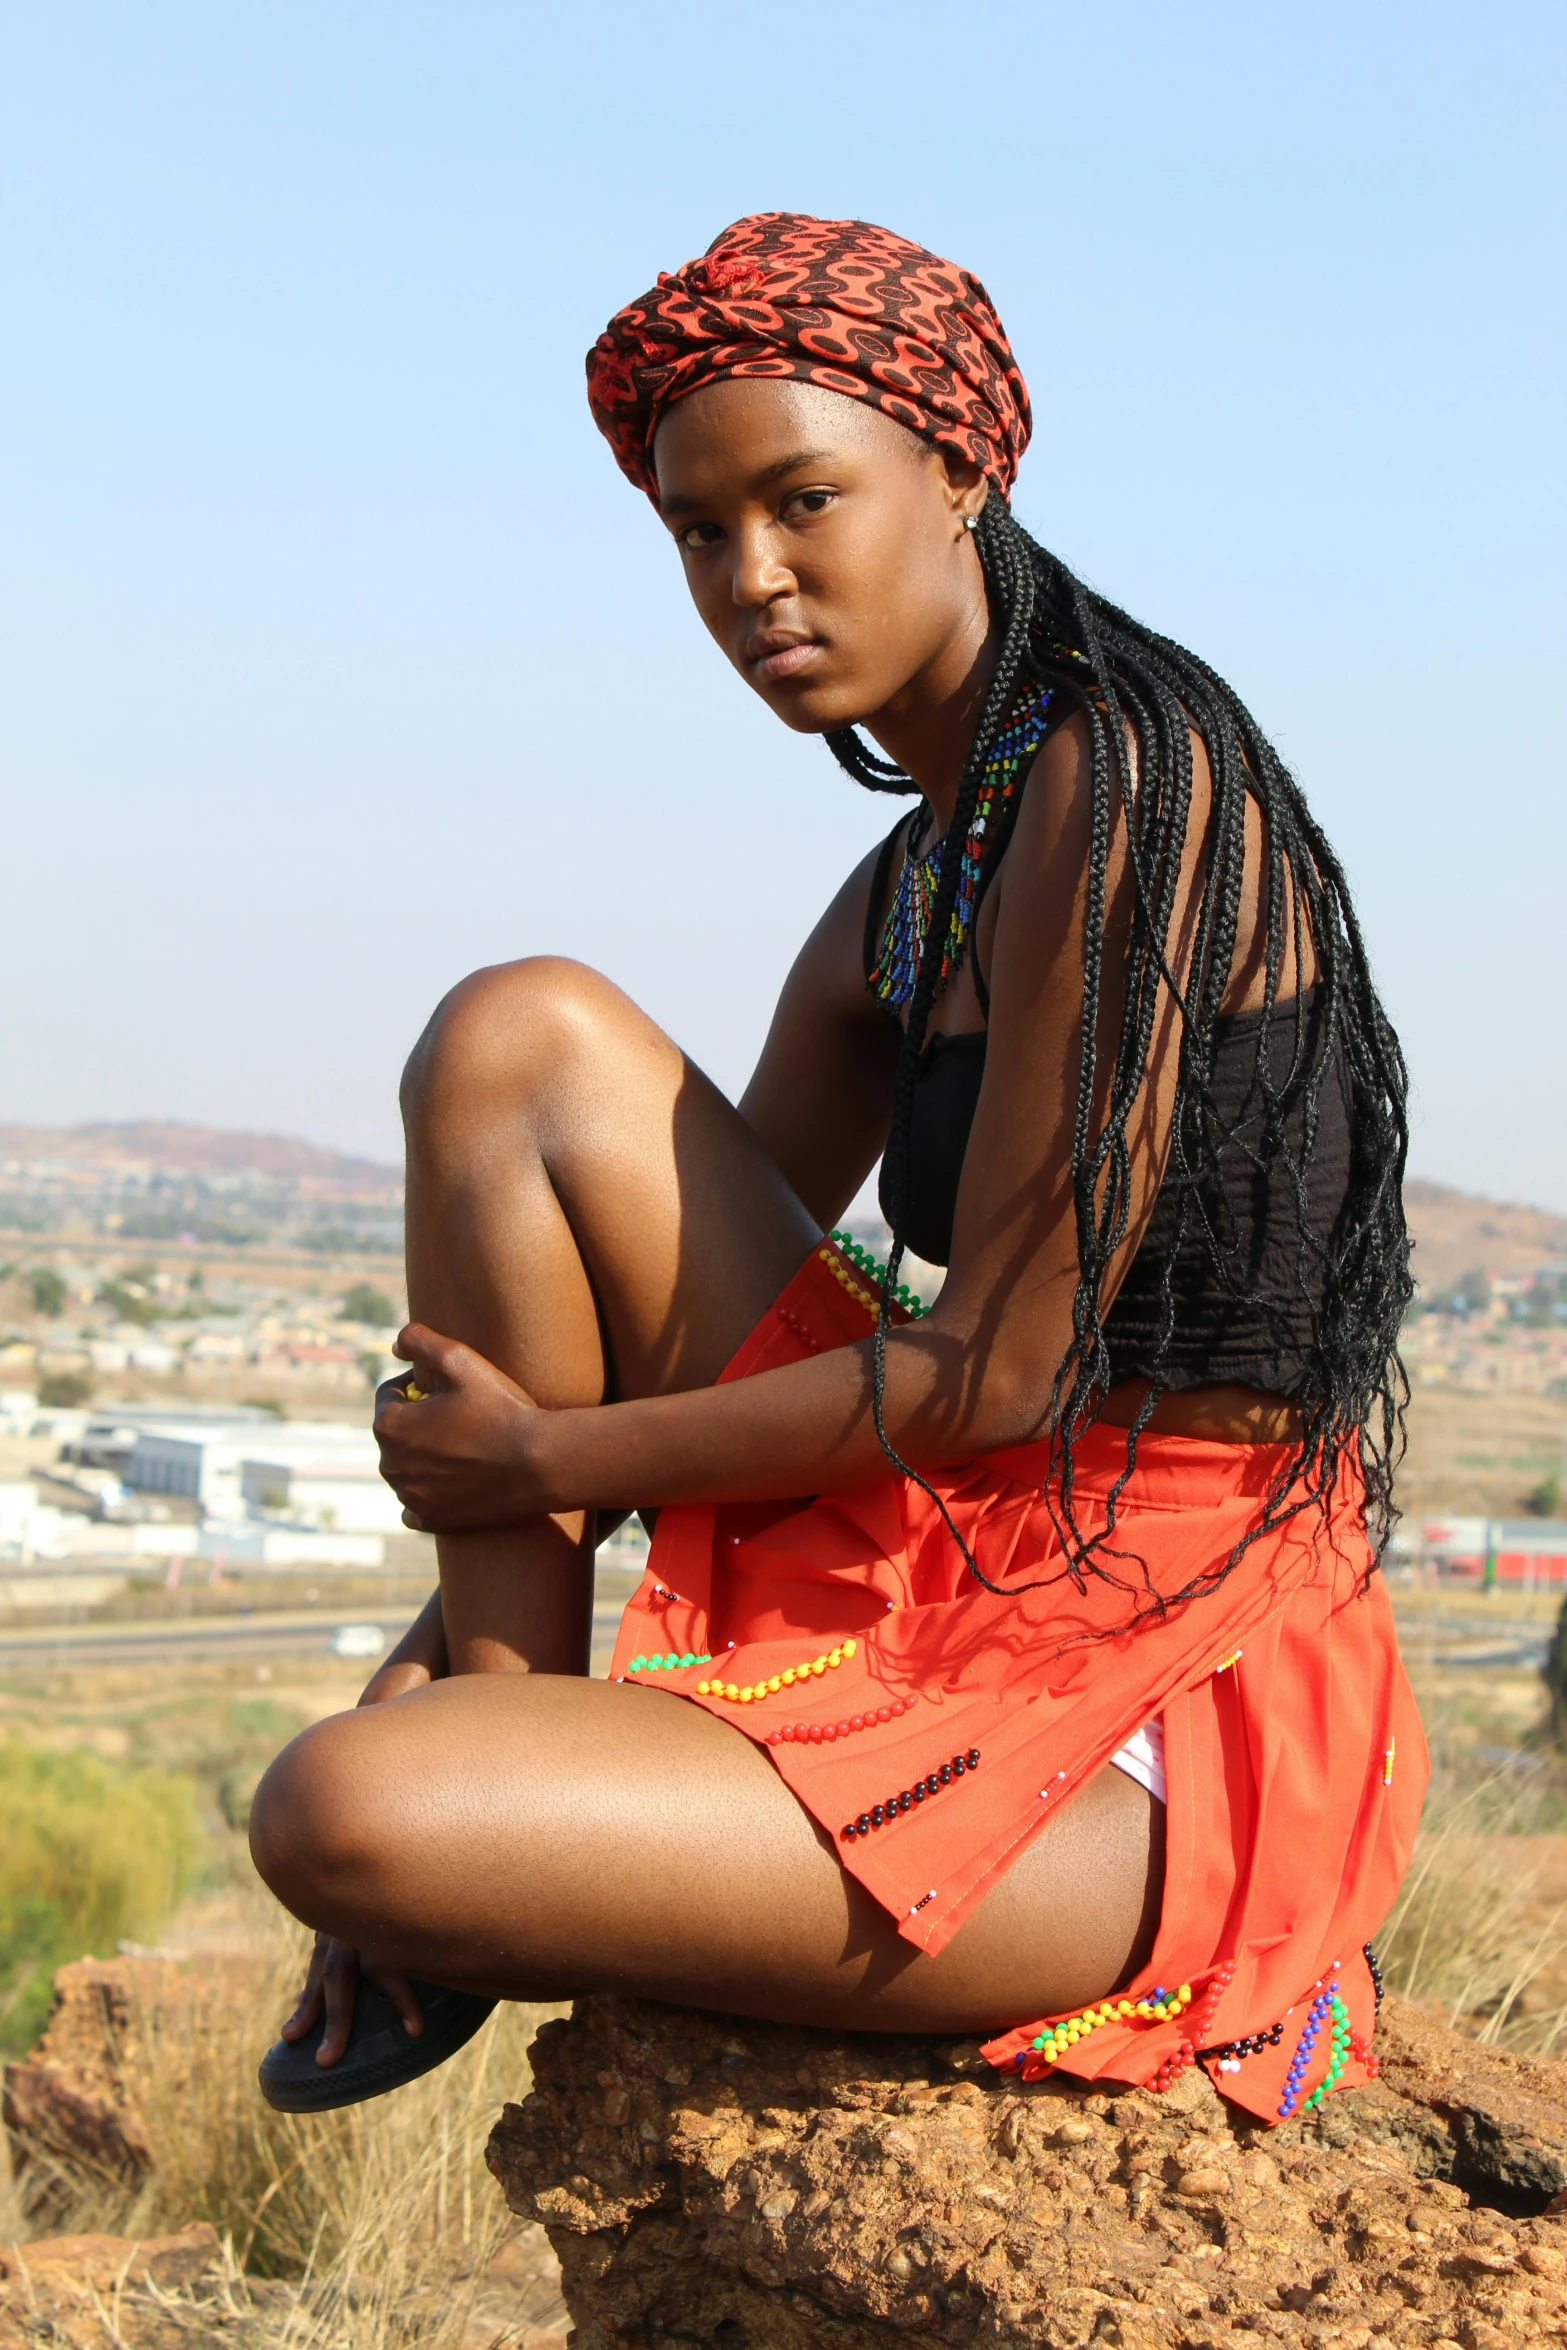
[2,1,1563,1204]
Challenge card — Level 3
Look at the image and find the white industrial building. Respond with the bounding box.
[239,1434,406,1534]
[122,1415,383,1523]
[70,1403,276,1479]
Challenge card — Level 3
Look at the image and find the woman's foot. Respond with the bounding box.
[258,1974,496,2112]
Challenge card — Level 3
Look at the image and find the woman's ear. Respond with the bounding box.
[940,446,989,532]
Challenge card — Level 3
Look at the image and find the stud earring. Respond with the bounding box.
[963,515,978,532]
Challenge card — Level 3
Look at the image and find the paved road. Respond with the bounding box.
[0,1601,631,1672]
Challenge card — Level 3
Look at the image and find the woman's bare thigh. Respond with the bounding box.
[251,1674,1163,2034]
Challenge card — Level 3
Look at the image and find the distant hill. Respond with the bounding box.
[1404,1178,1567,1289]
[0,1124,1559,1272]
[0,1121,400,1191]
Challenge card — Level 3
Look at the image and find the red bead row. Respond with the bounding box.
[1348,2025,1380,2079]
[765,1694,916,1748]
[775,1304,821,1353]
[1151,1960,1236,2097]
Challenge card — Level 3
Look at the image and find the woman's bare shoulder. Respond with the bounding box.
[787,817,908,1011]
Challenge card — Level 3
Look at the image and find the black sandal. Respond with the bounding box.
[258,1976,497,2112]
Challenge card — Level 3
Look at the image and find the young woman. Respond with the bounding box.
[250,214,1425,2125]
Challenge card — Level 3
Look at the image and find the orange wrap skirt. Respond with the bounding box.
[609,1237,1428,2125]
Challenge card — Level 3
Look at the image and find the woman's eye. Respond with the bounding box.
[785,489,834,519]
[678,521,724,552]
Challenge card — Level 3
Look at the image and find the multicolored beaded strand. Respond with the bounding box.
[1147,1963,1236,2093]
[1021,1962,1236,2094]
[826,1230,925,1319]
[1030,1981,1194,2064]
[869,680,1056,1009]
[1275,1967,1369,2119]
[697,1637,857,1704]
[1212,2021,1284,2074]
[1210,1949,1383,2095]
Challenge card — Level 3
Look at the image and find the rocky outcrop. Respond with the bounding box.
[4,1955,572,2346]
[0,2225,244,2349]
[487,1994,1567,2347]
[0,1958,164,2192]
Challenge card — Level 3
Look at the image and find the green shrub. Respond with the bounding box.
[0,1742,202,2053]
[28,1267,66,1317]
[339,1282,397,1327]
[36,1368,94,1409]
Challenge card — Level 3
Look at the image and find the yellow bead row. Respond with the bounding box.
[1031,1980,1192,2062]
[818,1247,880,1322]
[697,1637,857,1704]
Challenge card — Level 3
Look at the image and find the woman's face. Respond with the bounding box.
[652,379,989,735]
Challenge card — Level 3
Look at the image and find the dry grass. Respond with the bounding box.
[1378,1781,1567,2053]
[3,1612,1567,2338]
[0,1908,566,2348]
[1376,1583,1567,2053]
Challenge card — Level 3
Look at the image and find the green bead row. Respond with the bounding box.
[628,1651,712,1674]
[830,1231,926,1319]
[1302,1993,1353,2110]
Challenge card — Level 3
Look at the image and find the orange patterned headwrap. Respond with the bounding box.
[586,212,1032,506]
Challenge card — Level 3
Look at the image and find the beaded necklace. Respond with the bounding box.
[868,679,1056,1011]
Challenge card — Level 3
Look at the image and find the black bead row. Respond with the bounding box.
[1364,1939,1384,2016]
[1210,2021,1284,2063]
[840,1749,980,1841]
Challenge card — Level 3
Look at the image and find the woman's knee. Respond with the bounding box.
[249,1713,399,1927]
[400,955,626,1140]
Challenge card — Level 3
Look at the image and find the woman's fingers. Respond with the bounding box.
[371,1325,547,1530]
[278,1938,328,2041]
[278,1938,426,2068]
[316,1941,362,2067]
[391,1323,481,1392]
[363,1963,425,2039]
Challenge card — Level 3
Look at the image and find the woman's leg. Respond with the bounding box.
[395,954,819,1672]
[253,952,1162,2032]
[251,1674,1162,2032]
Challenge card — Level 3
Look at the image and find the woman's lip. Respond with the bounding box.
[750,640,823,683]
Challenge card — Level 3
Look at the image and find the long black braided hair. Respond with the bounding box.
[826,497,1412,1612]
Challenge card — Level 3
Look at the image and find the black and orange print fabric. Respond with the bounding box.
[586,212,1032,504]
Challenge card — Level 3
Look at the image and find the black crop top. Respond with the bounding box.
[863,816,1354,1397]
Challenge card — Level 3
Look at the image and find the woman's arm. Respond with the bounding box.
[734,832,903,1228]
[377,712,1216,1527]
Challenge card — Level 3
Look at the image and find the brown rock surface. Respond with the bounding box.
[0,2223,259,2349]
[0,1958,166,2190]
[4,1955,573,2344]
[487,1993,1567,2347]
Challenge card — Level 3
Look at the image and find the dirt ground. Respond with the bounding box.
[1399,1379,1567,1517]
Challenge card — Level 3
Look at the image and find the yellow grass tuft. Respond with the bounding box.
[2,1913,565,2347]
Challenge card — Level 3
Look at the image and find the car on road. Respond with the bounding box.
[330,1623,388,1659]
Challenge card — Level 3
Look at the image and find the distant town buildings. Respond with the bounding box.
[1401,1264,1567,1397]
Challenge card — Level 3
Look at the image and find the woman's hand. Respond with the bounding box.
[279,1934,425,2067]
[373,1324,551,1532]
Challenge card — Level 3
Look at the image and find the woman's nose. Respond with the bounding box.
[729,523,793,609]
